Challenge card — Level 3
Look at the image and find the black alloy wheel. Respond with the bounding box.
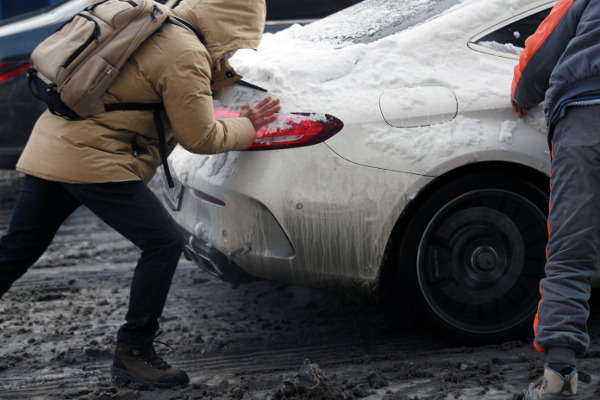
[398,172,548,343]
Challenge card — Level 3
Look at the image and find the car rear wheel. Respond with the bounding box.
[397,172,548,343]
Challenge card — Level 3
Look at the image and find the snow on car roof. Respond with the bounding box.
[287,0,460,45]
[229,0,540,119]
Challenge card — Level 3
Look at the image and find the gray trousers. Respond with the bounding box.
[535,104,600,359]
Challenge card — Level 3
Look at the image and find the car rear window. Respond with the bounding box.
[289,0,460,44]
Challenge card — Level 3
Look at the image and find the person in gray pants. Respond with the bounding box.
[511,0,600,398]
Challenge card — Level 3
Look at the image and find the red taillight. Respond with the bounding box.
[0,62,30,83]
[214,109,344,150]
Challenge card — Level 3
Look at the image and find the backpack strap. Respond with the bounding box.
[27,69,81,120]
[154,110,174,188]
[169,15,205,44]
[105,102,174,188]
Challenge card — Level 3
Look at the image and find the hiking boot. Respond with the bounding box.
[523,365,591,399]
[111,334,189,388]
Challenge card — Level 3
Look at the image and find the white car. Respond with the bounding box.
[154,0,579,343]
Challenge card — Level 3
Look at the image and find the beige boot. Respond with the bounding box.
[523,366,580,399]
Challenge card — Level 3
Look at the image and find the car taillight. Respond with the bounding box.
[0,62,30,83]
[214,108,344,150]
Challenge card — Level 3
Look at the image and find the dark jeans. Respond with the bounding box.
[0,175,184,343]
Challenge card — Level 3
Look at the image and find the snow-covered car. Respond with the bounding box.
[152,0,581,343]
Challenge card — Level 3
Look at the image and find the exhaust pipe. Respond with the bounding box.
[183,237,255,288]
[184,244,225,281]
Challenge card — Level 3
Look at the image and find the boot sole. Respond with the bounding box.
[532,394,576,399]
[110,365,188,389]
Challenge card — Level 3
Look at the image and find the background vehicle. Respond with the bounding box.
[264,0,360,32]
[0,0,84,169]
[151,0,584,344]
[0,0,359,169]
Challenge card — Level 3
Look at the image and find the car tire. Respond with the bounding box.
[396,172,548,344]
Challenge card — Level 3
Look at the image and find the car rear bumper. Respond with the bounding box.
[152,146,429,289]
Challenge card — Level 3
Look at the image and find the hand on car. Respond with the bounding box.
[240,97,281,130]
[511,96,528,118]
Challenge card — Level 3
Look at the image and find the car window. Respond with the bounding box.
[0,0,63,21]
[469,8,552,57]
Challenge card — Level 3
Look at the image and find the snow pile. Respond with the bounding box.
[230,0,529,113]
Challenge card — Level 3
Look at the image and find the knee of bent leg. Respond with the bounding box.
[151,223,185,258]
[164,230,185,256]
[139,218,185,258]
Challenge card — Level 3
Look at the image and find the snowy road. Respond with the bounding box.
[1,171,600,400]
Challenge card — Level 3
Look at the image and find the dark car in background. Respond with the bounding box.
[0,0,361,169]
[0,0,82,169]
[265,0,361,31]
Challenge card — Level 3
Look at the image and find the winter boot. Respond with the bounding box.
[111,334,189,388]
[523,365,591,399]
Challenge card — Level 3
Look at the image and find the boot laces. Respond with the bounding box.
[139,331,175,371]
[143,351,171,371]
[532,375,545,389]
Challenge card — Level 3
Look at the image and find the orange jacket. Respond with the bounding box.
[512,0,600,131]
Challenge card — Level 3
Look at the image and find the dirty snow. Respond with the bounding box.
[2,177,600,399]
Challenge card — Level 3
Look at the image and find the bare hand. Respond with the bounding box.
[511,96,528,118]
[240,97,281,130]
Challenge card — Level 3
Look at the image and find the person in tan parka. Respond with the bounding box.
[0,0,279,389]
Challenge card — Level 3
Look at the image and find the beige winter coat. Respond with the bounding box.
[17,0,266,184]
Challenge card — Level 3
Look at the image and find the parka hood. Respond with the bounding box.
[172,0,266,62]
